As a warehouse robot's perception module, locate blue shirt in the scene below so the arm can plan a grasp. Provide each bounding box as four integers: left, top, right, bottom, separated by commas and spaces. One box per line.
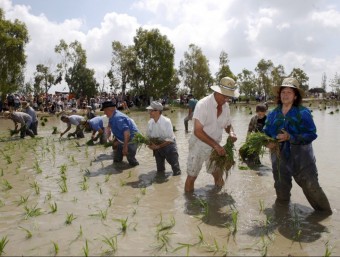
263, 105, 317, 145
88, 116, 104, 132
108, 110, 138, 142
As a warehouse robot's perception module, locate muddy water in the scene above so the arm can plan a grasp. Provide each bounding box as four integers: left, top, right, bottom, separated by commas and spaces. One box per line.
0, 104, 339, 256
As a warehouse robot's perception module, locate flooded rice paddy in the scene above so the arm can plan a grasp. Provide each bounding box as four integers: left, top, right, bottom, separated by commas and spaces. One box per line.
0, 102, 339, 256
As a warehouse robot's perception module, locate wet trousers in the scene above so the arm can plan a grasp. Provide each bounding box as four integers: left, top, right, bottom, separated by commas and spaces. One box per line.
153, 143, 181, 174
270, 143, 331, 211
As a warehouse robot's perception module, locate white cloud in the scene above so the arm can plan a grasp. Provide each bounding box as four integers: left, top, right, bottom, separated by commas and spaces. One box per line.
1, 0, 340, 89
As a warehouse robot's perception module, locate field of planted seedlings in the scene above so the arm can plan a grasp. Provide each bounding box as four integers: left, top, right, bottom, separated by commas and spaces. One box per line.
0, 102, 339, 256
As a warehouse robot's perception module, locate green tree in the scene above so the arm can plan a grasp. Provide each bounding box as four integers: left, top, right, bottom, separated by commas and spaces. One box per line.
133, 27, 176, 100
329, 73, 340, 94
255, 59, 274, 98
237, 69, 257, 99
321, 72, 327, 91
55, 39, 98, 98
288, 68, 309, 92
215, 50, 236, 83
179, 44, 212, 99
108, 41, 138, 95
271, 64, 286, 87
0, 9, 29, 100
33, 64, 55, 96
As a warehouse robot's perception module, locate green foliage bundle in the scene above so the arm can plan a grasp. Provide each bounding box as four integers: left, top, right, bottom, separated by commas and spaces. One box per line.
131, 132, 164, 151
209, 137, 235, 172
239, 132, 278, 162
9, 129, 19, 136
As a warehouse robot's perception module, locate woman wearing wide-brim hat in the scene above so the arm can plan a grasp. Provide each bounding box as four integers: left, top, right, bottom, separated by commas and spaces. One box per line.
263, 77, 332, 214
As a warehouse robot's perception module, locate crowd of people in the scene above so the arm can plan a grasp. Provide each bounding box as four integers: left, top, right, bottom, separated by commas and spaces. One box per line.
2, 76, 332, 215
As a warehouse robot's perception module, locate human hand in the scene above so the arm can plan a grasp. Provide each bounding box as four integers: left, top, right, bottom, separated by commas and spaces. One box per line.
213, 144, 225, 156
276, 129, 290, 143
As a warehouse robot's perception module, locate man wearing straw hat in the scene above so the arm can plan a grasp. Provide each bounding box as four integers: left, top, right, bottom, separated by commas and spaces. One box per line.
264, 77, 332, 214
185, 77, 238, 192
21, 101, 38, 135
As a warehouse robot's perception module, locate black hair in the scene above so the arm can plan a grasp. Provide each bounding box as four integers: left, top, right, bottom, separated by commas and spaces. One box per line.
276, 87, 302, 106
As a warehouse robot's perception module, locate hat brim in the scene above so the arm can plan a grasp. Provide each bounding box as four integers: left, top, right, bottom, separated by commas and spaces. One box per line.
211, 85, 235, 97
272, 85, 305, 98
146, 106, 153, 110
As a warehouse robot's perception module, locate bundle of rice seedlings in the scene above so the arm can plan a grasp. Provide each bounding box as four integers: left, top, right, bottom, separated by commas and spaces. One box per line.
86, 139, 94, 146
131, 132, 164, 151
9, 129, 19, 136
103, 141, 113, 148
52, 127, 59, 134
209, 137, 235, 172
239, 132, 278, 162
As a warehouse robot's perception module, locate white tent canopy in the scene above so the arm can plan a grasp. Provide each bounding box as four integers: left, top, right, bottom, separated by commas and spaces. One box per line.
48, 81, 70, 95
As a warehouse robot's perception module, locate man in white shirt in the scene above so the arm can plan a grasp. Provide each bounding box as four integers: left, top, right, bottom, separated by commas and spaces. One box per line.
60, 114, 85, 138
146, 101, 181, 176
185, 77, 238, 192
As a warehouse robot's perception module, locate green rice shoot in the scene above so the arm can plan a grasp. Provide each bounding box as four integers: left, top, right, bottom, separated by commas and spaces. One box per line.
209, 137, 235, 172
239, 132, 279, 162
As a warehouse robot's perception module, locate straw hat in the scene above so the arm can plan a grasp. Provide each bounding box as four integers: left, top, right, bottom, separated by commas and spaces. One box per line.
210, 77, 237, 97
4, 111, 11, 118
272, 77, 305, 98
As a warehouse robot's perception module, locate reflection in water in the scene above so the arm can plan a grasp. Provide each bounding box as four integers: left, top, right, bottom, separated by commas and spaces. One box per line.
246, 202, 330, 243
184, 187, 236, 227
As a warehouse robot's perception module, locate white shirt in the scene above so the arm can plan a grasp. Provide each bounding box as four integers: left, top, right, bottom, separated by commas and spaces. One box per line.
146, 115, 175, 142
193, 93, 232, 143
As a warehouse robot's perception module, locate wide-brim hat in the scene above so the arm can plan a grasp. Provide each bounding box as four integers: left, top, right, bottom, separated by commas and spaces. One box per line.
100, 101, 116, 111
146, 101, 163, 111
272, 77, 305, 98
210, 77, 237, 97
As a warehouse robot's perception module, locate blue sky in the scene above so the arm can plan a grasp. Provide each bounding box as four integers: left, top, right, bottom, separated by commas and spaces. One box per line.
1, 0, 340, 91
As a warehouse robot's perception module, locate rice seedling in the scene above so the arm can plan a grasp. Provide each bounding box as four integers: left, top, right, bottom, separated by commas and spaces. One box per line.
119, 179, 126, 187
86, 139, 94, 146
239, 132, 279, 163
76, 225, 83, 240
203, 237, 228, 256
140, 187, 147, 195
230, 209, 239, 234
59, 180, 68, 193
80, 180, 89, 191
0, 200, 4, 207
33, 160, 43, 174
259, 199, 265, 213
324, 241, 333, 257
0, 236, 9, 256
83, 239, 89, 257
51, 241, 59, 255
108, 197, 113, 207
4, 154, 12, 164
89, 208, 108, 221
30, 181, 40, 195
2, 179, 13, 191
193, 197, 209, 222
113, 217, 129, 233
52, 126, 59, 134
16, 195, 29, 206
0, 168, 3, 176
152, 214, 176, 252
131, 132, 164, 151
24, 204, 43, 219
9, 128, 19, 136
19, 226, 32, 239
45, 191, 52, 201
65, 213, 76, 225
41, 121, 45, 126
133, 196, 141, 205
101, 235, 118, 255
59, 164, 67, 175
104, 174, 111, 183
131, 208, 137, 216
126, 170, 132, 178
49, 202, 58, 213
209, 137, 235, 173
72, 197, 78, 203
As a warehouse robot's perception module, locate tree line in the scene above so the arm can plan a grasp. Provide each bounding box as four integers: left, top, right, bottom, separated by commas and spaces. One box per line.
1, 8, 339, 103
